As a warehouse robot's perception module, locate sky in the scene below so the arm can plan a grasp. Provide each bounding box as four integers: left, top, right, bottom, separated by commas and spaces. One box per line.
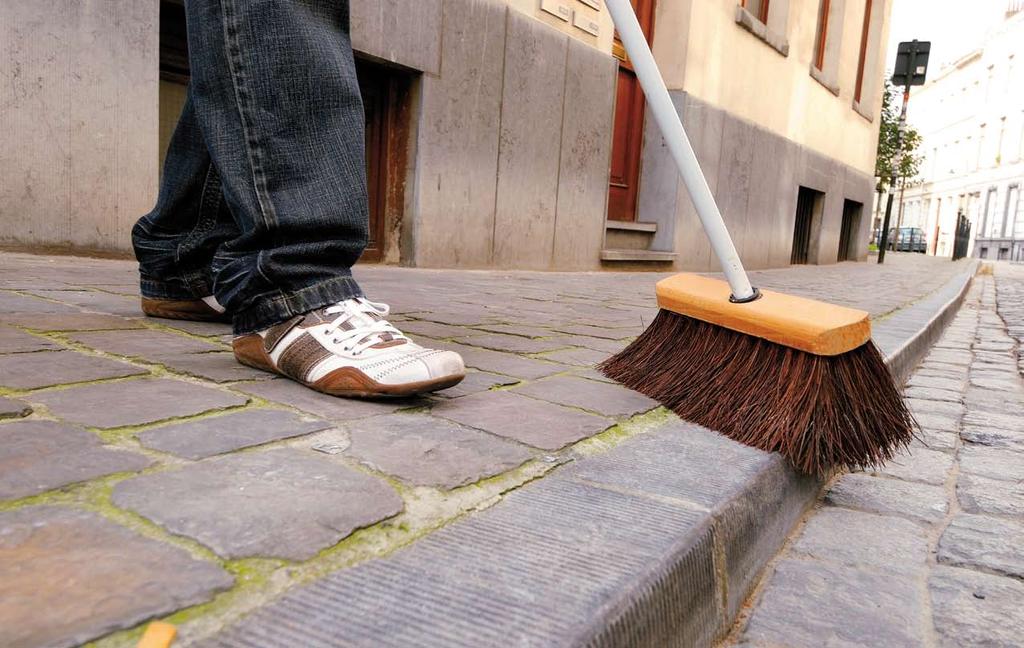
885, 0, 1011, 75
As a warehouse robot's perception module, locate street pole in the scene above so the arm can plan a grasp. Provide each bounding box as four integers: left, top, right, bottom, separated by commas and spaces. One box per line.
877, 84, 910, 264
879, 39, 929, 263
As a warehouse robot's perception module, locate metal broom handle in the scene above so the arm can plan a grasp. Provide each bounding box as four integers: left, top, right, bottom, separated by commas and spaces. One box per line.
604, 0, 758, 302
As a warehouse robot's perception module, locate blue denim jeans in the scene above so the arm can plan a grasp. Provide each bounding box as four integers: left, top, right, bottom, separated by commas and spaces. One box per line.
133, 0, 367, 334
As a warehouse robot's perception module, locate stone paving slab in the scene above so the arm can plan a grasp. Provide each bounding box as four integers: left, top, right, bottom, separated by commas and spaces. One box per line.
872, 446, 955, 485
112, 448, 404, 560
511, 374, 659, 417
0, 506, 233, 648
0, 349, 148, 390
958, 443, 1024, 481
454, 332, 571, 354
956, 472, 1024, 517
0, 420, 152, 500
343, 413, 534, 489
0, 324, 59, 353
786, 507, 929, 576
538, 346, 610, 367
937, 514, 1024, 579
137, 409, 332, 460
434, 370, 518, 398
0, 397, 31, 419
25, 289, 139, 316
0, 291, 81, 314
151, 351, 273, 383
441, 342, 569, 379
69, 328, 225, 357
823, 473, 949, 524
929, 565, 1024, 647
0, 312, 146, 331
30, 377, 248, 428
236, 378, 410, 420
739, 559, 924, 647
148, 318, 232, 337
432, 390, 612, 450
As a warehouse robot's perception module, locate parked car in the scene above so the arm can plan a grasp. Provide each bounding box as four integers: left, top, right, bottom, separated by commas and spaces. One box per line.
884, 227, 927, 253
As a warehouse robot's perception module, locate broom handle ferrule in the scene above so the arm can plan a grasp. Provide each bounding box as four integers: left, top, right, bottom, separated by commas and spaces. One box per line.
605, 0, 757, 302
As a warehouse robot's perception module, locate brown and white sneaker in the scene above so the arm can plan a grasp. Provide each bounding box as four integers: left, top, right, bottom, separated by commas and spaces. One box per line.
141, 296, 231, 323
233, 298, 466, 397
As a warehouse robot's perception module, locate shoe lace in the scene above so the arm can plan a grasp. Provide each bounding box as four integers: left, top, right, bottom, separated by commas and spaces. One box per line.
323, 298, 409, 356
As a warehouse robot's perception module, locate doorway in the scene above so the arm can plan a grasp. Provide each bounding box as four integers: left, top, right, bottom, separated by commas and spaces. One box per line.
355, 59, 409, 263
838, 199, 862, 262
791, 187, 823, 264
607, 0, 657, 222
156, 3, 402, 263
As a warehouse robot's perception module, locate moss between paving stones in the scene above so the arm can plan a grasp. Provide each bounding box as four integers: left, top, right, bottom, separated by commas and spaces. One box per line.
84, 407, 680, 646
3, 295, 683, 646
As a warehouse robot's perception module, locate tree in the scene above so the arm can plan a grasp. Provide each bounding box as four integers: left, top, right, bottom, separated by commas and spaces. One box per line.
874, 79, 924, 191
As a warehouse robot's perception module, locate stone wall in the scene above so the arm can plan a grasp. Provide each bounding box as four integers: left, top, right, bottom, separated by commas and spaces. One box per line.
637, 92, 875, 271
0, 0, 159, 253
2, 0, 871, 272
354, 0, 617, 270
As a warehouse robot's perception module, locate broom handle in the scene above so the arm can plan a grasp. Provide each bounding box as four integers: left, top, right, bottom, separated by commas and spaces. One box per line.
604, 0, 757, 302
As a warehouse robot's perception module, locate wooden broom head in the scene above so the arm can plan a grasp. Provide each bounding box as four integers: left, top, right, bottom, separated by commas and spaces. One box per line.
655, 273, 871, 356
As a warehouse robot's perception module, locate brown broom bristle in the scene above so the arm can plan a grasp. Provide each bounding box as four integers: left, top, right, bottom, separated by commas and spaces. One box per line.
599, 309, 917, 477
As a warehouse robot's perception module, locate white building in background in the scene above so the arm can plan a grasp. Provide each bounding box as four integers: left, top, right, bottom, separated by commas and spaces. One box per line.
898, 4, 1024, 260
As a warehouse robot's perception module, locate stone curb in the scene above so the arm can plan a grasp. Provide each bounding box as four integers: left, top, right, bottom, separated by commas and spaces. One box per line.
202, 265, 978, 648
880, 260, 978, 384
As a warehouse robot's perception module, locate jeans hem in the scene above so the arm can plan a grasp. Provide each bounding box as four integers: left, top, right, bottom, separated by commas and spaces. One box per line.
140, 272, 213, 301
232, 275, 364, 335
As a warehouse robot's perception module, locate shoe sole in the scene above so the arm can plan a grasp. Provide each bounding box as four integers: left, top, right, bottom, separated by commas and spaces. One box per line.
233, 336, 464, 398
141, 298, 232, 323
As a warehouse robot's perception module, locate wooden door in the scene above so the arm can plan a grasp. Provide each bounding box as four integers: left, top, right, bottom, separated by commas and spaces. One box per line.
608, 0, 656, 222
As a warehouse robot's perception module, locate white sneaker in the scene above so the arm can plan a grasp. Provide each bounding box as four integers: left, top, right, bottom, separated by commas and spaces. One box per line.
233, 298, 465, 397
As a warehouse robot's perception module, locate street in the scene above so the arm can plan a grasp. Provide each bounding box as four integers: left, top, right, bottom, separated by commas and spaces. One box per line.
0, 251, 996, 646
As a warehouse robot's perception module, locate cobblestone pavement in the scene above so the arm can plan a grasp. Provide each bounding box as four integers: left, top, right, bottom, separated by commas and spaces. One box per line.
0, 251, 969, 647
732, 263, 1024, 648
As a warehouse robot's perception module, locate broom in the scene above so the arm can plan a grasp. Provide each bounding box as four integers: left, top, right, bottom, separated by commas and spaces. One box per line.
599, 0, 915, 476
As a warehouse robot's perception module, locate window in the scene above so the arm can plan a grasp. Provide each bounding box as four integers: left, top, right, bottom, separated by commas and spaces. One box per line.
982, 187, 998, 237
813, 0, 831, 71
996, 117, 1006, 164
976, 125, 985, 170
1018, 111, 1024, 161
1005, 185, 1020, 238
854, 0, 873, 104
743, 0, 770, 24
735, 0, 790, 56
809, 0, 843, 92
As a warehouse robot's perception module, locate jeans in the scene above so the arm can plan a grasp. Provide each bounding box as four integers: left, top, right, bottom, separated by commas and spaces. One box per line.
133, 0, 367, 334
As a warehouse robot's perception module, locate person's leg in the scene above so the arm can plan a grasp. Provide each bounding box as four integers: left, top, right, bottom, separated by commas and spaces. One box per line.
183, 0, 368, 335
132, 94, 238, 319
180, 0, 464, 395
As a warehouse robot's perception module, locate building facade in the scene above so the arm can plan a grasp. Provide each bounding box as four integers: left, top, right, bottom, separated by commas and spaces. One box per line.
2, 0, 892, 271
897, 7, 1024, 261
